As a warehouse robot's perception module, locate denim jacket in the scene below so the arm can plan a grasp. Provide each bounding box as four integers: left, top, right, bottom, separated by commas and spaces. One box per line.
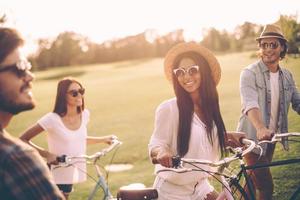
237, 60, 300, 152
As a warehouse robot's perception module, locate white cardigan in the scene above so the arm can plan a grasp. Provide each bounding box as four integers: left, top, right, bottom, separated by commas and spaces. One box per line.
149, 98, 220, 185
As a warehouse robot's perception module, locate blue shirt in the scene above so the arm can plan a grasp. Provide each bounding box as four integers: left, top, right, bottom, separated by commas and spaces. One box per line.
237, 60, 300, 151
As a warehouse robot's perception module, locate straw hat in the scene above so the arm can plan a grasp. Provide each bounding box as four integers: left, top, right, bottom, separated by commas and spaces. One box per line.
164, 42, 221, 85
256, 24, 287, 42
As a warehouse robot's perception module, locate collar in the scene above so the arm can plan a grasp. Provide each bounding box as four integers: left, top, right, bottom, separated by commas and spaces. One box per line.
259, 59, 282, 74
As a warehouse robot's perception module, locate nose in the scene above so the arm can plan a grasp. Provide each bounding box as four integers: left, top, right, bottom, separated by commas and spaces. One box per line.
24, 70, 35, 82
183, 71, 192, 79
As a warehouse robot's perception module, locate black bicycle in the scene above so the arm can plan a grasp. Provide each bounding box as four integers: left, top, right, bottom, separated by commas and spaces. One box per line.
157, 132, 300, 200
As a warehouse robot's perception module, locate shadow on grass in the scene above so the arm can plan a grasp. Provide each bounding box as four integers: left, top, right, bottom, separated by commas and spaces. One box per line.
37, 70, 86, 81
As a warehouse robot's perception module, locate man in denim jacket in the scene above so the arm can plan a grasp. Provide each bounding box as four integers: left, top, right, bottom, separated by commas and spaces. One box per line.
237, 24, 300, 199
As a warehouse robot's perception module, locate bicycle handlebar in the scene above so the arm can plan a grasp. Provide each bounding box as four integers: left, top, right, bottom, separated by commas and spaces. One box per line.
56, 139, 122, 164
156, 138, 255, 173
258, 132, 300, 145
155, 132, 300, 173
179, 138, 255, 167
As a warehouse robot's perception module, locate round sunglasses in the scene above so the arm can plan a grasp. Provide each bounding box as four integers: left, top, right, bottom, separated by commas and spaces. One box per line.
67, 88, 85, 97
0, 59, 32, 78
173, 65, 199, 78
259, 42, 280, 50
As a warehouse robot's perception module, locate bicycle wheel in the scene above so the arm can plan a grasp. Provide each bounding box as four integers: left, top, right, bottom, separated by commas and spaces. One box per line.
229, 179, 250, 200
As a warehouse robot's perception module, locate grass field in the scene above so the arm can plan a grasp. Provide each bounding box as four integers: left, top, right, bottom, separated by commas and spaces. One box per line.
7, 52, 300, 199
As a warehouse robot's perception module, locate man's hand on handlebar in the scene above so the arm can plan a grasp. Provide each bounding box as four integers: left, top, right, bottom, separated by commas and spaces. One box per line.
257, 127, 274, 141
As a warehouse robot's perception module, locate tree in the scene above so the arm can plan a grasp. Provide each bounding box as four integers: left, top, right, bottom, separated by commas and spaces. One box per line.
201, 28, 231, 52
35, 32, 89, 68
276, 15, 300, 54
233, 22, 262, 51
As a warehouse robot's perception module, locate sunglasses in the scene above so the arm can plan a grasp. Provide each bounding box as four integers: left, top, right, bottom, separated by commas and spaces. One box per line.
0, 59, 32, 78
68, 88, 85, 97
173, 65, 199, 78
259, 42, 279, 50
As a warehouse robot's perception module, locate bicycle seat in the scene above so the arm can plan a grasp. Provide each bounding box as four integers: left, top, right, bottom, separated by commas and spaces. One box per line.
117, 187, 158, 200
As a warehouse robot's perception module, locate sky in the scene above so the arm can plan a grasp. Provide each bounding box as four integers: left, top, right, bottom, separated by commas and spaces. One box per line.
1, 0, 299, 53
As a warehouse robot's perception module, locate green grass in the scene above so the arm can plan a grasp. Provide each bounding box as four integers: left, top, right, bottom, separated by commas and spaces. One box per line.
7, 53, 300, 200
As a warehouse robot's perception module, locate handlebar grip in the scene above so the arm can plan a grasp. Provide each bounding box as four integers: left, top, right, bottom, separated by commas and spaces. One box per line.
151, 156, 181, 168
56, 155, 67, 163
172, 156, 181, 168
239, 136, 246, 145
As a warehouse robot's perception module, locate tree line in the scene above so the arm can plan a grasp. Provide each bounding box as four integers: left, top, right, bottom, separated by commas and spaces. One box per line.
1, 14, 300, 70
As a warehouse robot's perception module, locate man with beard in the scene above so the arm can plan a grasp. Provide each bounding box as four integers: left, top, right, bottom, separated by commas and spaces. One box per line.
0, 27, 64, 199
237, 24, 300, 199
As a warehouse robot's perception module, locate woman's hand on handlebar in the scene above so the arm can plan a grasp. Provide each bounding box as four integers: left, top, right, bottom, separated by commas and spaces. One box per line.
226, 131, 246, 148
151, 146, 174, 168
103, 135, 118, 145
45, 151, 59, 165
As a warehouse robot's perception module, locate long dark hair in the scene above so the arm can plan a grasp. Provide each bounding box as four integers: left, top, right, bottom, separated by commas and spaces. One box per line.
172, 51, 227, 157
53, 77, 85, 117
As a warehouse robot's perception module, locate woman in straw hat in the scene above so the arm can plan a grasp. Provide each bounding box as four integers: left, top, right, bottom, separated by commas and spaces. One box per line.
149, 42, 228, 200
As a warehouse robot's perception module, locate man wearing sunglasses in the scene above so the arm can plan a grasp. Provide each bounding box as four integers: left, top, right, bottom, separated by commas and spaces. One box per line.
237, 24, 300, 199
0, 27, 64, 199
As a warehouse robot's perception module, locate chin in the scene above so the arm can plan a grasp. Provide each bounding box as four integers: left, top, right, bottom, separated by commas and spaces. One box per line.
7, 102, 35, 114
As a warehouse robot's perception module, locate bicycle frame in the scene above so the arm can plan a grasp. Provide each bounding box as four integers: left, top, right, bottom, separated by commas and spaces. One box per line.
236, 156, 300, 200
232, 132, 300, 200
57, 138, 158, 200
55, 139, 122, 200
88, 163, 113, 200
156, 137, 256, 200
156, 132, 300, 200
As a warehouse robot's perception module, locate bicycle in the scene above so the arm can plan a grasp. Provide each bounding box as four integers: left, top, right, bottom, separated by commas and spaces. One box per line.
156, 132, 300, 200
55, 138, 158, 200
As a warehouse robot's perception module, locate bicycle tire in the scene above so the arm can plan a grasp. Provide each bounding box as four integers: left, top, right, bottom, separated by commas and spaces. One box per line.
229, 179, 250, 200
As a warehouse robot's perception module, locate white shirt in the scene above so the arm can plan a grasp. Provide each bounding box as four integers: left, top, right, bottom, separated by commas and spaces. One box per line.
269, 71, 279, 132
149, 98, 220, 186
38, 109, 89, 184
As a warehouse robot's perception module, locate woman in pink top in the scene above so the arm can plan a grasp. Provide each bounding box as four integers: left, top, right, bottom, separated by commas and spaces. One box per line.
20, 77, 115, 199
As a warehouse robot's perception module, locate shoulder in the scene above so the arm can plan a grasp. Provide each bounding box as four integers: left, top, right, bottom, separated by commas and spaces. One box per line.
82, 109, 90, 118
37, 112, 59, 126
0, 134, 64, 199
241, 60, 264, 80
83, 108, 90, 115
40, 112, 58, 121
243, 60, 261, 73
156, 98, 177, 111
0, 133, 35, 164
280, 67, 293, 76
154, 98, 178, 119
280, 67, 295, 84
